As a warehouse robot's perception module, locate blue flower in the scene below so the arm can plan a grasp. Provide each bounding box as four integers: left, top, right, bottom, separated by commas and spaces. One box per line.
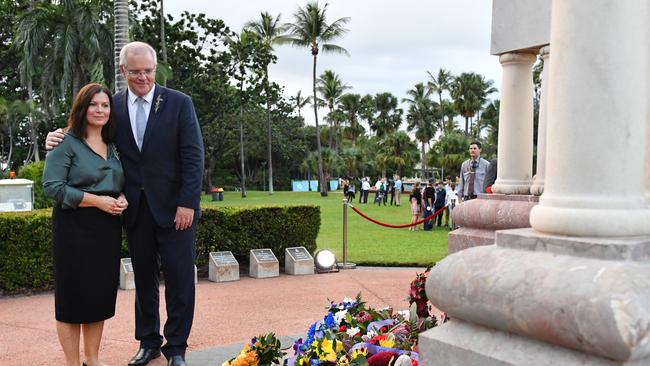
324, 313, 336, 329
305, 321, 318, 347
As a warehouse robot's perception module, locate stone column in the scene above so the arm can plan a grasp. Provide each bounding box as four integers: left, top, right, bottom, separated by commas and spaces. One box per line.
491, 52, 536, 195
530, 45, 550, 196
420, 1, 650, 365
529, 0, 650, 237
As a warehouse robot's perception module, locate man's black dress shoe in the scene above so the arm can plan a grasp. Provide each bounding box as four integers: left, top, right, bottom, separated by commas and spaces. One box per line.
167, 355, 187, 366
127, 348, 161, 366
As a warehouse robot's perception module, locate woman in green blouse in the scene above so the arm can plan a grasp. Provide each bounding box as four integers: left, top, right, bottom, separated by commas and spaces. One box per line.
43, 83, 127, 366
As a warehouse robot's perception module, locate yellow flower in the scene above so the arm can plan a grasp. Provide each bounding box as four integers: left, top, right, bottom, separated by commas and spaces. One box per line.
351, 346, 368, 360
317, 338, 343, 362
337, 355, 351, 365
378, 334, 396, 348
222, 345, 258, 366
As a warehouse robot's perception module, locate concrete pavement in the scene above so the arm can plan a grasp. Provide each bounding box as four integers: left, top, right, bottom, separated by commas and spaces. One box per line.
0, 267, 424, 366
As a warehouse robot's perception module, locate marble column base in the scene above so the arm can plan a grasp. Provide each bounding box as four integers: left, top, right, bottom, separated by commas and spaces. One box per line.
424, 228, 650, 365
419, 319, 648, 366
448, 194, 539, 254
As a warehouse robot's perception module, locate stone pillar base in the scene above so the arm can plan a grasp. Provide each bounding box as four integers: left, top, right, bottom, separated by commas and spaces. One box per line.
448, 194, 538, 254
419, 320, 648, 366
426, 228, 650, 365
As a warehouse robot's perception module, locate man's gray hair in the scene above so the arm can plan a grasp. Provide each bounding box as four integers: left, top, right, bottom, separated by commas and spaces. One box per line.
119, 41, 158, 68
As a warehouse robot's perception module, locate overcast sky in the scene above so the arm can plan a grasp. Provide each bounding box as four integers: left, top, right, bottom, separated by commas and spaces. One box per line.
164, 0, 501, 127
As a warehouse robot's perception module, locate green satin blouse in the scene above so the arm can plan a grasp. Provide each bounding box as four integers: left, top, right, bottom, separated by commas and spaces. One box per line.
42, 133, 124, 209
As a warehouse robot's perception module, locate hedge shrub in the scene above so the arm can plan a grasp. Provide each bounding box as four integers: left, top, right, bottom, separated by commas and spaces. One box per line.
0, 204, 320, 292
18, 161, 53, 209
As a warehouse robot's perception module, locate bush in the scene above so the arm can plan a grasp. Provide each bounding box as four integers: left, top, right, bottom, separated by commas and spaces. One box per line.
0, 204, 320, 292
0, 210, 53, 292
18, 161, 53, 209
196, 205, 320, 267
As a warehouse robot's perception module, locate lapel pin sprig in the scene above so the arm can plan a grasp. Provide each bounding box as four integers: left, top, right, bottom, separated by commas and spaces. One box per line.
154, 94, 163, 113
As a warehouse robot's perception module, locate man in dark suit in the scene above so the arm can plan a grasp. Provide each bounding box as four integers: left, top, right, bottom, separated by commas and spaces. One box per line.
46, 41, 204, 366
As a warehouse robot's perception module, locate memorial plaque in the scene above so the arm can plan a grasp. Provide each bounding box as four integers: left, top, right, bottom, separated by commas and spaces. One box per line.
209, 251, 240, 282
252, 249, 278, 262
285, 246, 314, 275
119, 257, 135, 290
249, 248, 279, 278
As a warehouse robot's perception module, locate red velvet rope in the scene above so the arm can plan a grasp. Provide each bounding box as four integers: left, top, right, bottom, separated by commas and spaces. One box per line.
350, 204, 448, 229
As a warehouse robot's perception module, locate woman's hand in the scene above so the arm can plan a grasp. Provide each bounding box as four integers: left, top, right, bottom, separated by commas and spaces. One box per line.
96, 195, 123, 215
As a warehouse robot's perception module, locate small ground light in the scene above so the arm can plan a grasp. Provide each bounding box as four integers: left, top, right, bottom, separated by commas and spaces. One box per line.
314, 250, 339, 273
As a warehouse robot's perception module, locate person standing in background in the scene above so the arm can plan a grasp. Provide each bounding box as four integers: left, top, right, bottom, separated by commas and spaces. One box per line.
394, 175, 402, 206
457, 141, 490, 201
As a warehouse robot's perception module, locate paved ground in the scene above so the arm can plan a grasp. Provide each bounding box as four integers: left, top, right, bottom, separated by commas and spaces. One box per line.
0, 267, 425, 366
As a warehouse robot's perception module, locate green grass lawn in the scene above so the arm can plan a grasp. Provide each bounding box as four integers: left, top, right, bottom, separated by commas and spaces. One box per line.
201, 190, 448, 266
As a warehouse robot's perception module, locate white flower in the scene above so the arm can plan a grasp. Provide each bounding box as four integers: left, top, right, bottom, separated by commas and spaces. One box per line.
333, 309, 348, 325
366, 329, 377, 338
342, 297, 355, 303
346, 326, 361, 337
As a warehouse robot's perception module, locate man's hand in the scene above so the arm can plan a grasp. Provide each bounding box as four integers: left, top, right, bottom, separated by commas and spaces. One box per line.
45, 129, 65, 150
116, 193, 129, 214
174, 206, 194, 230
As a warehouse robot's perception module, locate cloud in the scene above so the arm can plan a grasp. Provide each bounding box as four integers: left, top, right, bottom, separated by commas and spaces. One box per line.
165, 0, 502, 126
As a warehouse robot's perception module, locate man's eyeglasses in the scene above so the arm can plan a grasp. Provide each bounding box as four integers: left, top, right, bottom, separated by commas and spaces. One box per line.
125, 68, 155, 77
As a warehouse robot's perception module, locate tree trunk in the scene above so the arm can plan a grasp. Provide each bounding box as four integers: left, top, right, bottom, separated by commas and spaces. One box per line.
114, 0, 128, 92
265, 65, 273, 194
328, 107, 333, 149
239, 82, 247, 198
421, 140, 426, 178
313, 54, 327, 196
159, 0, 167, 87
27, 81, 39, 162
464, 116, 469, 135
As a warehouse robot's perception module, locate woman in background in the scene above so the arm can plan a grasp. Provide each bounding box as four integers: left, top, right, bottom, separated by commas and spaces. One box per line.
408, 182, 422, 231
43, 83, 127, 366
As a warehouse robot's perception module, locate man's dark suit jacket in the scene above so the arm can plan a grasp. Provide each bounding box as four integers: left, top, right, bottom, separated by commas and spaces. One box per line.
113, 85, 204, 228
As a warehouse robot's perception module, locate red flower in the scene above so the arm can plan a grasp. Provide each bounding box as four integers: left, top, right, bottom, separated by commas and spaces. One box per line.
339, 325, 347, 332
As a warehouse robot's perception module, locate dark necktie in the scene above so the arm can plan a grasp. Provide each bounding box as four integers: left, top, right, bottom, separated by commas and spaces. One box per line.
466, 160, 477, 196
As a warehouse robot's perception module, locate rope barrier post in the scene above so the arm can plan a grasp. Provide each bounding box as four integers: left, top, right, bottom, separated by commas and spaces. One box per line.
339, 199, 356, 269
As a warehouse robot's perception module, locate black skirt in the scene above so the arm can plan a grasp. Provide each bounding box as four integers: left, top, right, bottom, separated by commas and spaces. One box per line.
52, 205, 121, 323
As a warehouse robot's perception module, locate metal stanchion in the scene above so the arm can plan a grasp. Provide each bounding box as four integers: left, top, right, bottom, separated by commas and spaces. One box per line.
339, 199, 356, 269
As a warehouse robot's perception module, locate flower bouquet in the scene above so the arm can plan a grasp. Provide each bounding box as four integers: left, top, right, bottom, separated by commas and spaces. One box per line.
222, 332, 285, 366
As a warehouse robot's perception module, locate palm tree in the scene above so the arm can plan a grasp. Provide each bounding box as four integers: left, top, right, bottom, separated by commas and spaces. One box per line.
285, 1, 350, 196
403, 83, 436, 178
450, 72, 497, 136
244, 12, 289, 195
427, 68, 454, 133
292, 90, 312, 119
225, 30, 263, 198
371, 92, 402, 139
0, 98, 29, 175
114, 0, 129, 92
317, 69, 350, 149
16, 0, 113, 163
339, 93, 365, 145
381, 131, 419, 176
15, 0, 113, 102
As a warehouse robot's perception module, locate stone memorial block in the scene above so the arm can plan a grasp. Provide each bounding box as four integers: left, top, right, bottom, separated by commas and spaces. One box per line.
284, 246, 314, 275
249, 248, 279, 278
208, 251, 240, 282
119, 257, 135, 290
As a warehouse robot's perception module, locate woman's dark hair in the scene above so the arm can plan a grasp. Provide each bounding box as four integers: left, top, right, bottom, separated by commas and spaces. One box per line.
67, 83, 115, 142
